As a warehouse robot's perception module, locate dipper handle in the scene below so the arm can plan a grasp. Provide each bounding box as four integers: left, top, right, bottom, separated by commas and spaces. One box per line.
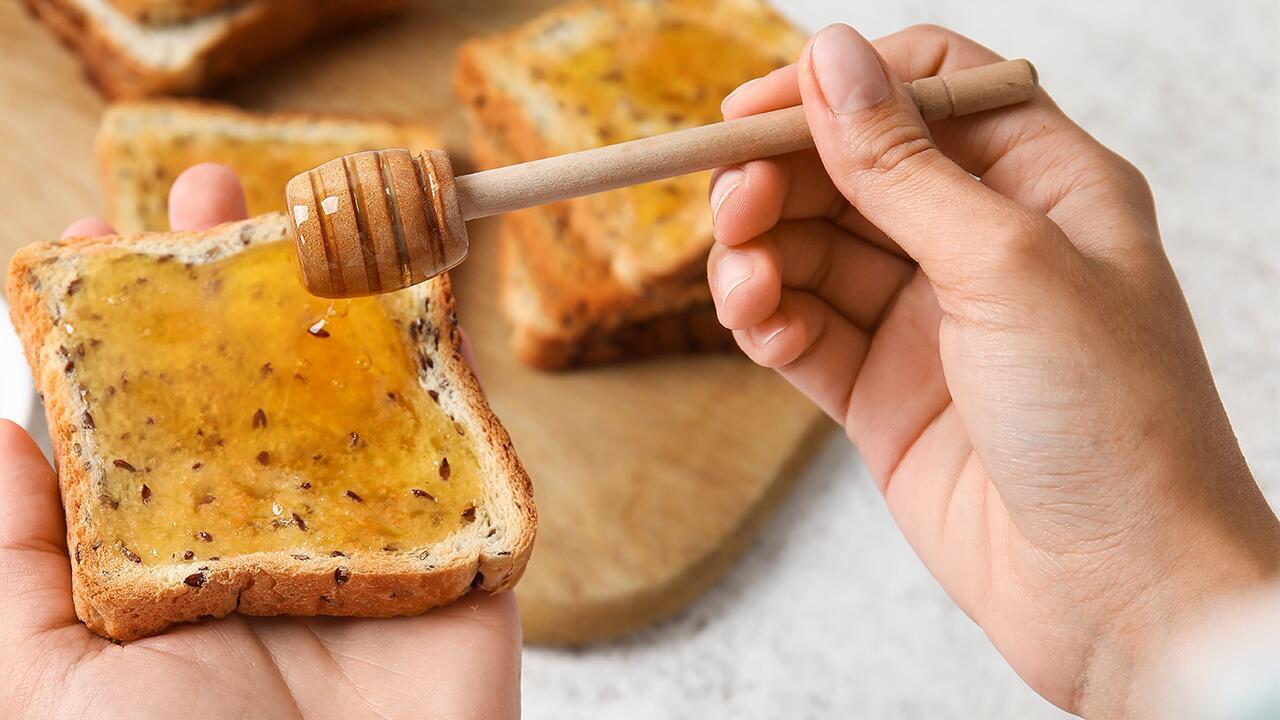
286, 59, 1038, 298
455, 59, 1038, 220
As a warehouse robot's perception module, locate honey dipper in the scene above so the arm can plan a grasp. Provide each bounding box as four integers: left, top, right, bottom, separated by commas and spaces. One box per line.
286, 58, 1038, 298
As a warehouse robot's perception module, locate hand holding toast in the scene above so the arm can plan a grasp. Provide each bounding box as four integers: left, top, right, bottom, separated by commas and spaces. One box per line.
708, 23, 1280, 717
0, 166, 520, 720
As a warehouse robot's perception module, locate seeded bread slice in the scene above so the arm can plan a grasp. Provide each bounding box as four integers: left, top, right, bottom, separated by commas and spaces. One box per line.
499, 211, 734, 369
98, 100, 441, 233
22, 0, 406, 99
108, 0, 244, 25
469, 126, 733, 368
6, 212, 536, 642
454, 0, 805, 289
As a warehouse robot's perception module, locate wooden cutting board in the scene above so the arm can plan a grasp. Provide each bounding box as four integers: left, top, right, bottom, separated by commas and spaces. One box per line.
0, 1, 831, 645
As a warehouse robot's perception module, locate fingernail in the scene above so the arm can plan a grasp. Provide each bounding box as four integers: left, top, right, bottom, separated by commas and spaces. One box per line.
750, 312, 789, 347
709, 167, 745, 224
810, 24, 892, 113
721, 77, 760, 114
713, 251, 753, 305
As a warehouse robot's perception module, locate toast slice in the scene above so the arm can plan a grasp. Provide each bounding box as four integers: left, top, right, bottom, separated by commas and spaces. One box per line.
500, 210, 734, 369
108, 0, 243, 25
98, 100, 440, 233
5, 212, 535, 642
454, 0, 805, 289
23, 0, 406, 98
469, 126, 732, 368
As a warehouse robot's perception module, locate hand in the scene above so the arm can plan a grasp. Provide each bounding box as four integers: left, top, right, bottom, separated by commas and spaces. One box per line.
708, 24, 1280, 717
0, 165, 520, 720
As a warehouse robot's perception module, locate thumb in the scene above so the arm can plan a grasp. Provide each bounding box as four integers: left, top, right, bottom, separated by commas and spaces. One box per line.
0, 420, 78, 639
798, 24, 1076, 295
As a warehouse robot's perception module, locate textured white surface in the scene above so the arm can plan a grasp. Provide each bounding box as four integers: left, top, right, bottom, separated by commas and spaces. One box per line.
521, 1, 1280, 718
0, 300, 35, 425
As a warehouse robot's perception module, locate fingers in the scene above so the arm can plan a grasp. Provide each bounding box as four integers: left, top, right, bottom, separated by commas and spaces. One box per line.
796, 24, 1081, 295
168, 163, 248, 232
731, 290, 868, 420
708, 220, 913, 332
61, 217, 116, 239
870, 24, 1157, 244
260, 590, 522, 719
59, 162, 250, 240
0, 421, 77, 639
722, 64, 800, 118
716, 65, 850, 245
719, 25, 1154, 255
709, 160, 788, 245
458, 328, 478, 370
457, 327, 486, 394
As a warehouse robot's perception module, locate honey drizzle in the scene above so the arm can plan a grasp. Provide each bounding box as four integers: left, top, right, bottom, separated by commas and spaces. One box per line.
67, 241, 481, 564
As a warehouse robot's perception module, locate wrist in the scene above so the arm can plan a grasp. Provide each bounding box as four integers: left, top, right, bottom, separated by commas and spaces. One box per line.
1075, 516, 1280, 718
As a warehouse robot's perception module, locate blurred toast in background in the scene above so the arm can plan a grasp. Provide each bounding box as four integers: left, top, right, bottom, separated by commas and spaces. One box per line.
22, 0, 407, 98
456, 0, 806, 287
473, 132, 734, 369
97, 100, 438, 232
456, 0, 806, 368
108, 0, 243, 25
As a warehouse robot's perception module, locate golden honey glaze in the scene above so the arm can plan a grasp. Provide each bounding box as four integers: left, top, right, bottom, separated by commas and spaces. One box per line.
539, 9, 801, 249
64, 241, 482, 565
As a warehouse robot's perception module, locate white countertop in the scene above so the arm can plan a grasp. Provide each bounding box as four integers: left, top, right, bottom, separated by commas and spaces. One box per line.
522, 1, 1280, 717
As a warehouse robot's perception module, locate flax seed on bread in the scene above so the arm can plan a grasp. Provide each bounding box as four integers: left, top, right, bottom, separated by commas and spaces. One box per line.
5, 213, 535, 641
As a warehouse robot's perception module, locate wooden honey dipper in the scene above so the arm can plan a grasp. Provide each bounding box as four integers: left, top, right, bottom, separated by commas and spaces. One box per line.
287, 58, 1038, 298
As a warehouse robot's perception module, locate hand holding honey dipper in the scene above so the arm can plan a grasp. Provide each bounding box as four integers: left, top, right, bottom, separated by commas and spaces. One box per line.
706, 23, 1279, 716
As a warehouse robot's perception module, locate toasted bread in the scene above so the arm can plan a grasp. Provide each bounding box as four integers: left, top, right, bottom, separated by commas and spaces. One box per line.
454, 0, 805, 289
23, 0, 406, 99
500, 211, 734, 369
469, 125, 732, 369
98, 100, 440, 233
5, 212, 535, 642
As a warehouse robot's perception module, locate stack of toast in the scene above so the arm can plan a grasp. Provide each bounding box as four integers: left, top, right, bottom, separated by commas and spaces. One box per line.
22, 0, 406, 98
455, 0, 806, 369
97, 100, 440, 232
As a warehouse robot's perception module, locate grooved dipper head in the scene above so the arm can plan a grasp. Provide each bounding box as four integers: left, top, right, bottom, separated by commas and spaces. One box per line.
285, 148, 468, 298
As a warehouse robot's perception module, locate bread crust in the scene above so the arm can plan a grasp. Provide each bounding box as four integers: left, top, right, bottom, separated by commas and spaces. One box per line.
23, 0, 407, 99
466, 124, 733, 369
96, 99, 442, 232
5, 214, 535, 641
498, 211, 733, 370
